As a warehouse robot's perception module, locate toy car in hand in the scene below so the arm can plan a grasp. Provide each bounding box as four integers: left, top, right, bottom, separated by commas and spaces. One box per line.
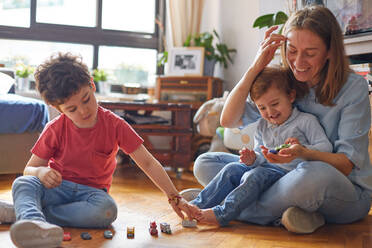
269, 143, 291, 154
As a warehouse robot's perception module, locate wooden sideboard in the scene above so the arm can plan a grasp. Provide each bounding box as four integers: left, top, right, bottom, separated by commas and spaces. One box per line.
155, 76, 223, 110
99, 101, 193, 176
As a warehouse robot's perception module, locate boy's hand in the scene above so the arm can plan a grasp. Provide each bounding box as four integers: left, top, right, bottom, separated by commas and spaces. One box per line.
169, 197, 200, 220
239, 147, 256, 165
37, 167, 62, 188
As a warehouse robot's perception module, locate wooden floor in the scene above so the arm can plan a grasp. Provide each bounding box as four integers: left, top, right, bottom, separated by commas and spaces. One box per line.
0, 164, 372, 248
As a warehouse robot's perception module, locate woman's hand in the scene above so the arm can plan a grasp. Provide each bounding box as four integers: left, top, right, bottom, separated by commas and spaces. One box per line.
252, 26, 286, 72
261, 144, 306, 164
37, 167, 62, 189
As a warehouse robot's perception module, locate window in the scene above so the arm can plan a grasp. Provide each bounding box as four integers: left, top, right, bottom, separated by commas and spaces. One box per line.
0, 0, 31, 27
0, 0, 164, 88
102, 0, 155, 33
36, 0, 96, 27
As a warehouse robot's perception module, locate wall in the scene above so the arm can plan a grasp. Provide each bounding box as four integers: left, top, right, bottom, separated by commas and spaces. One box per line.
199, 0, 287, 91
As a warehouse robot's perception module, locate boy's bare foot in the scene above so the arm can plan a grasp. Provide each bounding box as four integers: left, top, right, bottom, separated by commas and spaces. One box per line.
197, 208, 219, 225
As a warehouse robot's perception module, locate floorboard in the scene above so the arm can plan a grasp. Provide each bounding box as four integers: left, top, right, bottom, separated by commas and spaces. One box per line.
0, 164, 371, 248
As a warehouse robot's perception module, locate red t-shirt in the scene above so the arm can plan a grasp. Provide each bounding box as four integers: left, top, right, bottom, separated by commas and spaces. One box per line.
31, 106, 143, 191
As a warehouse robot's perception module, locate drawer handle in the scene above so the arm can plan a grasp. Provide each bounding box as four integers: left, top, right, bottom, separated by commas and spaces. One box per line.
180, 80, 189, 85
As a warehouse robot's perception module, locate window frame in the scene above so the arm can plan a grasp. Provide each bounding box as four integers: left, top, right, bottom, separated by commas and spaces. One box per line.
0, 0, 165, 70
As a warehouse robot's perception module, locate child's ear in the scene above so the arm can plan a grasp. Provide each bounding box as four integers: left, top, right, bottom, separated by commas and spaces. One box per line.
90, 77, 96, 92
50, 104, 62, 113
289, 89, 296, 103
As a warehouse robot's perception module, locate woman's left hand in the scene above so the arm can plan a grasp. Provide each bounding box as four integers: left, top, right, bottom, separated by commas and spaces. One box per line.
261, 144, 305, 163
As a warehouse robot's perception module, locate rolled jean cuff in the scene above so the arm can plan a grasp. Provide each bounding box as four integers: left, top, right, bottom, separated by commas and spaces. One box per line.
212, 205, 229, 227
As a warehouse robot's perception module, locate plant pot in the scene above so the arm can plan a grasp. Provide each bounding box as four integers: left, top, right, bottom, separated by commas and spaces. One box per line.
98, 81, 111, 95
16, 77, 30, 92
203, 59, 216, 76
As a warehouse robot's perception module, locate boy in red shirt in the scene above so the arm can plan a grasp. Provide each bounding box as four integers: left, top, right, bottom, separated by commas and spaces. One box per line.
8, 53, 193, 248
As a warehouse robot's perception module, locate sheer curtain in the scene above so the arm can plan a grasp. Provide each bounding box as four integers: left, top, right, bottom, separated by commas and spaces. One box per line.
167, 0, 205, 47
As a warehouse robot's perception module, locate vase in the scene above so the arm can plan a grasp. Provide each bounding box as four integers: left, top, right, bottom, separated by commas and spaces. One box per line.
16, 77, 30, 92
203, 59, 216, 76
98, 81, 110, 95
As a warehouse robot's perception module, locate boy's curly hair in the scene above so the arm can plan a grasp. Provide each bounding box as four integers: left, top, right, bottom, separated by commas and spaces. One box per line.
34, 52, 91, 106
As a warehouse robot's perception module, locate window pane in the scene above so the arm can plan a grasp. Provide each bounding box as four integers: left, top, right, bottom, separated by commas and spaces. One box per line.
0, 39, 93, 71
0, 0, 30, 27
99, 46, 157, 87
36, 0, 96, 27
102, 0, 155, 33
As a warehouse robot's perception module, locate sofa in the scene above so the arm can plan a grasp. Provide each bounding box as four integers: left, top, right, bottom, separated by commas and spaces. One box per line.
0, 71, 49, 174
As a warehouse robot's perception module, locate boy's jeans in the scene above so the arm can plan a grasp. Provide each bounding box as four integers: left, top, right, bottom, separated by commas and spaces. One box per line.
190, 162, 287, 226
193, 152, 372, 226
12, 176, 117, 228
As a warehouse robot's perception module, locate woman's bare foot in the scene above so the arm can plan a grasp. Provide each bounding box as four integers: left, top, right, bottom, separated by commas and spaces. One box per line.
197, 208, 219, 225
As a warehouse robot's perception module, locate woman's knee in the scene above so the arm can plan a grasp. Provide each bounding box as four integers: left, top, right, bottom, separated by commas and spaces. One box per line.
193, 152, 238, 187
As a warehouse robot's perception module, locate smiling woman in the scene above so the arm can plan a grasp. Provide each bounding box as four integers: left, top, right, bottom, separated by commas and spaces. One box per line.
284, 29, 329, 87
192, 5, 372, 235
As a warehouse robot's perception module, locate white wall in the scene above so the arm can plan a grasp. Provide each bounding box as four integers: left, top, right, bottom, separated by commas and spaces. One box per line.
199, 0, 287, 91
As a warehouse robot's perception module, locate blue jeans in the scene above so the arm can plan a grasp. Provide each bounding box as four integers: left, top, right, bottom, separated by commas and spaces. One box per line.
190, 162, 287, 226
12, 176, 117, 228
193, 152, 371, 225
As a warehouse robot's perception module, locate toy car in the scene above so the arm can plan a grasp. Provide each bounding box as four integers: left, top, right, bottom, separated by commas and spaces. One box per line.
269, 143, 291, 154
63, 232, 71, 241
127, 226, 135, 238
103, 230, 113, 239
149, 221, 158, 236
160, 222, 171, 234
80, 232, 91, 240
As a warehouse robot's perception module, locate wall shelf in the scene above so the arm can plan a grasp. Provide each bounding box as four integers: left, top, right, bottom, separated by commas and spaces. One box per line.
344, 33, 372, 56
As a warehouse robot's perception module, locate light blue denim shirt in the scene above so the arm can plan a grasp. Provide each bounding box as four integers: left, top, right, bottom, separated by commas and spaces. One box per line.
243, 73, 372, 192
252, 107, 333, 171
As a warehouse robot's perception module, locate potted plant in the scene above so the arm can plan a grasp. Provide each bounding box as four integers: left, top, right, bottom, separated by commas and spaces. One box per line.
15, 64, 34, 92
183, 29, 237, 76
92, 69, 110, 95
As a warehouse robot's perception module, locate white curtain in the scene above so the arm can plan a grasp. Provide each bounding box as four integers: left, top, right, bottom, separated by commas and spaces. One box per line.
167, 0, 205, 47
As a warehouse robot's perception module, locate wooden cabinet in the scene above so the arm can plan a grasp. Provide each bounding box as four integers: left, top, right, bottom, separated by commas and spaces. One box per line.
155, 76, 223, 109
99, 101, 193, 174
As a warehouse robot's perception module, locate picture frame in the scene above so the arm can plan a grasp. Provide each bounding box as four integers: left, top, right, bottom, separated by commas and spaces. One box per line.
167, 47, 204, 76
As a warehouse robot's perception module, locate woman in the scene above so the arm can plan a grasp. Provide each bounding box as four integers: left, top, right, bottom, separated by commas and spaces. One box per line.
190, 5, 372, 233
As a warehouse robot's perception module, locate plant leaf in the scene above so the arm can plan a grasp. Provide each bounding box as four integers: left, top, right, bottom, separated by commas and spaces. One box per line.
253, 14, 274, 28
274, 11, 288, 25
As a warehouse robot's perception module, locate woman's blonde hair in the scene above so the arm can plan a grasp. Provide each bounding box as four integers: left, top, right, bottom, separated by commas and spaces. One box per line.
281, 5, 350, 106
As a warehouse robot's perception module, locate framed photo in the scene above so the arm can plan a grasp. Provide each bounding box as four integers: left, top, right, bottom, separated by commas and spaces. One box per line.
167, 47, 204, 76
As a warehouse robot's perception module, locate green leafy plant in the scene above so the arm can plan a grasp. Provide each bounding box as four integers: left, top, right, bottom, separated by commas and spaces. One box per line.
183, 30, 237, 69
15, 64, 34, 78
253, 11, 288, 33
92, 69, 108, 82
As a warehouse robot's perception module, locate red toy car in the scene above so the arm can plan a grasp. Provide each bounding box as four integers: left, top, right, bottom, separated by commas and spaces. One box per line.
149, 221, 158, 236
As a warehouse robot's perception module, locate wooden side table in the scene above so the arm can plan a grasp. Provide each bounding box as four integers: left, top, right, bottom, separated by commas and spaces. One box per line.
155, 76, 223, 110
99, 101, 193, 176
